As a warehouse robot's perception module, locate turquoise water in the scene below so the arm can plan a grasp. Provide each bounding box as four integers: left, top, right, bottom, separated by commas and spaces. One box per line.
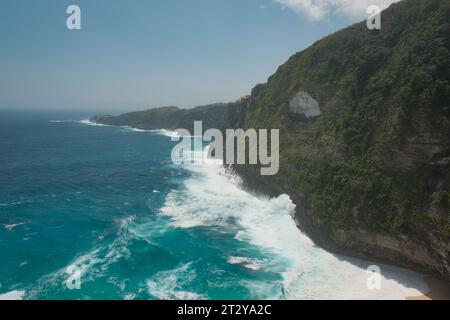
0, 110, 427, 300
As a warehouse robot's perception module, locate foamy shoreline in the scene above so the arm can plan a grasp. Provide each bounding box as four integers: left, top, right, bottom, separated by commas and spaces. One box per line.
43, 118, 443, 300
77, 119, 180, 138
407, 276, 450, 300
159, 145, 433, 299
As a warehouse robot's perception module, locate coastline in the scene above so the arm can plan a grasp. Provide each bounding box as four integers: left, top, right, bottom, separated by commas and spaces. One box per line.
88, 120, 450, 300
292, 215, 450, 300
407, 276, 450, 300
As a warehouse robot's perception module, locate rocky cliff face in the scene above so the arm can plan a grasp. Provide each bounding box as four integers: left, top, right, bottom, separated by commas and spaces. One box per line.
93, 0, 450, 281
225, 0, 450, 281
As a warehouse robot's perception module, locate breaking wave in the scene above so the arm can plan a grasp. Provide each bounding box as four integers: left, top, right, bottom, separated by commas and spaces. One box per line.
158, 146, 429, 300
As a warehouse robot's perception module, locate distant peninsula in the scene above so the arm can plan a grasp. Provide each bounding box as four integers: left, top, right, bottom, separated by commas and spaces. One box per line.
92, 103, 228, 133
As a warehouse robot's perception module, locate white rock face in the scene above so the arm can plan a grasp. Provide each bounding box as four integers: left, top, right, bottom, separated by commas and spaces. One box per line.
289, 90, 321, 119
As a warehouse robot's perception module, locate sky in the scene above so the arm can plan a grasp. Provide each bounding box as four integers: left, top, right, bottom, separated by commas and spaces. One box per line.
0, 0, 400, 112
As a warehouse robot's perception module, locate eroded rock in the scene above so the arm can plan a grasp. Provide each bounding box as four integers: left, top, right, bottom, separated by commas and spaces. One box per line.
289, 90, 321, 119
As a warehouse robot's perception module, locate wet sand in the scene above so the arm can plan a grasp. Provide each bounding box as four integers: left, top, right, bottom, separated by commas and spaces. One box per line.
407, 276, 450, 300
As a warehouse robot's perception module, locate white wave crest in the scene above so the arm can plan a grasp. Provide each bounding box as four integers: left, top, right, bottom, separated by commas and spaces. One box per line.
158, 129, 181, 138
79, 119, 110, 127
227, 257, 266, 271
4, 222, 25, 231
158, 145, 429, 300
78, 119, 180, 138
27, 215, 140, 298
49, 120, 71, 123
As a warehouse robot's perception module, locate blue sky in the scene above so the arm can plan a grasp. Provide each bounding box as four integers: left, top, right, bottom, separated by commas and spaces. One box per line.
0, 0, 394, 112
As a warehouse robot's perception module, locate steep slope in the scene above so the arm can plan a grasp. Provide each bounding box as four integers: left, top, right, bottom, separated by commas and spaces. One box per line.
93, 0, 450, 281
225, 0, 450, 281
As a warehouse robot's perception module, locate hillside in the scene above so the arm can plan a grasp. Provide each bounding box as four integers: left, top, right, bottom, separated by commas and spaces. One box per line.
91, 103, 227, 133
225, 0, 450, 281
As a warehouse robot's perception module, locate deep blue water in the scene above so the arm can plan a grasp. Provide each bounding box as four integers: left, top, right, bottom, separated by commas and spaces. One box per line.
0, 110, 427, 300
0, 110, 279, 299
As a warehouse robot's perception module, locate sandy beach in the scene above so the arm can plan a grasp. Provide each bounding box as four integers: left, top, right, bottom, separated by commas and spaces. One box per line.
407, 276, 450, 300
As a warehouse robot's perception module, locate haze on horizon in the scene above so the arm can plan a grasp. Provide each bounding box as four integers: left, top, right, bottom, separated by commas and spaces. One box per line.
0, 0, 400, 112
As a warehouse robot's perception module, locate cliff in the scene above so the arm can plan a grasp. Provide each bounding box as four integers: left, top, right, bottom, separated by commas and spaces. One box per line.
225, 0, 450, 281
93, 0, 450, 281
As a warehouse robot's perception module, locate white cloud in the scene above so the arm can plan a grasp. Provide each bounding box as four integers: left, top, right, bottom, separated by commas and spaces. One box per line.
275, 0, 402, 21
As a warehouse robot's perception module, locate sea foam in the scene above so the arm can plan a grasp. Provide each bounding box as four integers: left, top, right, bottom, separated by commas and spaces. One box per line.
78, 119, 180, 138
159, 146, 429, 300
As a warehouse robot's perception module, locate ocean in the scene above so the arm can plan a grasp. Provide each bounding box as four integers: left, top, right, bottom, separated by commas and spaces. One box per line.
0, 110, 428, 300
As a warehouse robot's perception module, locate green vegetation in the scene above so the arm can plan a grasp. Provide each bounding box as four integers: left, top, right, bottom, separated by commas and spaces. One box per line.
94, 0, 449, 279
232, 0, 449, 231
92, 103, 228, 133
227, 0, 449, 278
